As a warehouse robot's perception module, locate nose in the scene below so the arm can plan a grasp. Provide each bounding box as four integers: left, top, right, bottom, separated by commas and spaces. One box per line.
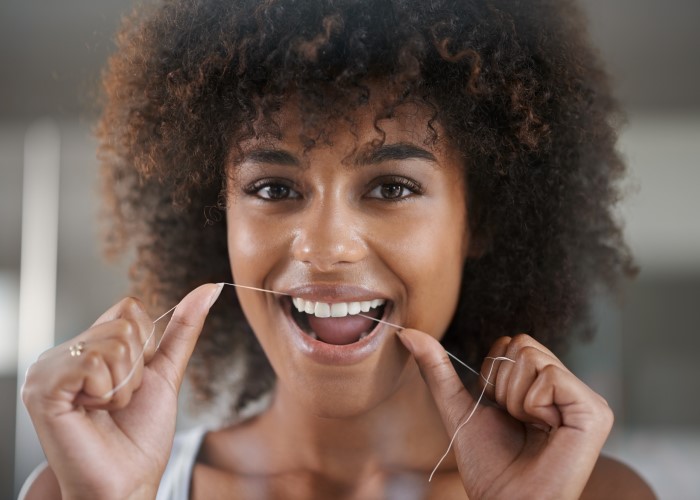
291, 200, 369, 271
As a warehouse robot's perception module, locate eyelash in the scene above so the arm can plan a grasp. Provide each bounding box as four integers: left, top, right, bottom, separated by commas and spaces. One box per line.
243, 176, 424, 202
243, 178, 300, 201
366, 176, 424, 201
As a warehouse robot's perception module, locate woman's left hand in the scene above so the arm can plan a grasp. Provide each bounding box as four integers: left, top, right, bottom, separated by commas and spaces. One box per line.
398, 329, 614, 500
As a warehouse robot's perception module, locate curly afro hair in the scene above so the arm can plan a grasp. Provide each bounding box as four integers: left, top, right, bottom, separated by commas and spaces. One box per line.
97, 0, 636, 418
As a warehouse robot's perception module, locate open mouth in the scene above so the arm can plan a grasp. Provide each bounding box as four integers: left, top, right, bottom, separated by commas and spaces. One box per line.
288, 297, 388, 346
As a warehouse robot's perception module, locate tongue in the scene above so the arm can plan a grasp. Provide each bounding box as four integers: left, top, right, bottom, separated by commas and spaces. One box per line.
307, 313, 377, 345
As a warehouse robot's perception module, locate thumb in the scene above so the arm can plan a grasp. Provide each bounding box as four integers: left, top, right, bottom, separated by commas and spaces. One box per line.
397, 328, 474, 431
149, 283, 223, 390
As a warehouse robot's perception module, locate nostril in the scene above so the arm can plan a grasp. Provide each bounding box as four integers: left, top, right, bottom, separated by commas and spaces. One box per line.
291, 215, 369, 268
293, 242, 367, 270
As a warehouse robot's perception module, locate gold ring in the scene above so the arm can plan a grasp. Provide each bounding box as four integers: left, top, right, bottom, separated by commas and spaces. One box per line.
69, 341, 86, 357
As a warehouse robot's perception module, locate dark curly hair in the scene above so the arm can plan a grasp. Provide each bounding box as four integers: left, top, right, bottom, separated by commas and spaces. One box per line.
97, 0, 636, 418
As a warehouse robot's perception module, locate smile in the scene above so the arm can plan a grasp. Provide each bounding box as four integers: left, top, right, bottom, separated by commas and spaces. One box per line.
292, 297, 386, 318
289, 297, 388, 346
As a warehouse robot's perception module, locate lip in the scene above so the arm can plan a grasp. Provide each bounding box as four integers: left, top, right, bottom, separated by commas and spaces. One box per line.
278, 284, 394, 366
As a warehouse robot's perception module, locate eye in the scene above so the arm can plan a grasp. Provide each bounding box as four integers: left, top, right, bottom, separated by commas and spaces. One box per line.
244, 179, 301, 201
366, 176, 423, 201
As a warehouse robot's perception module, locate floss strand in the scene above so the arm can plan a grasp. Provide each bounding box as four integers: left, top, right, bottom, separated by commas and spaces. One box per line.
97, 282, 515, 481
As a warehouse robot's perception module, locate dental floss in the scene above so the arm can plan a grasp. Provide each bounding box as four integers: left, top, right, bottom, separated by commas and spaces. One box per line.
98, 282, 516, 481
100, 304, 177, 399
100, 283, 288, 399
357, 313, 517, 480
217, 282, 291, 296
428, 355, 515, 482
358, 314, 492, 384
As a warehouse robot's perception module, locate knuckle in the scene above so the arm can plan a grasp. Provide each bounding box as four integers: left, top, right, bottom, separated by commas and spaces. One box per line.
539, 362, 561, 381
112, 318, 137, 339
510, 333, 534, 351
110, 318, 146, 349
108, 336, 132, 358
117, 338, 132, 357
37, 347, 54, 361
490, 336, 512, 352
516, 345, 543, 365
597, 393, 611, 408
21, 365, 41, 406
20, 384, 32, 407
119, 296, 146, 316
522, 393, 537, 415
601, 405, 615, 427
593, 397, 614, 426
82, 350, 103, 369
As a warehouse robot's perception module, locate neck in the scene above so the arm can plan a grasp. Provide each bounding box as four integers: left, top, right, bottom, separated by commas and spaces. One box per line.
263, 359, 457, 482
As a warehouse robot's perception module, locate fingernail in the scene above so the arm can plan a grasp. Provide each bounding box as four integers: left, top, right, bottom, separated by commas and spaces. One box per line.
209, 283, 224, 308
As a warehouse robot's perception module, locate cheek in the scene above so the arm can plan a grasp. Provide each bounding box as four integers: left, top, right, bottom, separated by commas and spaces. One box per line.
381, 202, 467, 339
226, 207, 290, 354
226, 207, 288, 286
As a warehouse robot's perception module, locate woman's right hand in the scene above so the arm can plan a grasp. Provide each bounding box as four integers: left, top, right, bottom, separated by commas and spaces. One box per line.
21, 283, 223, 500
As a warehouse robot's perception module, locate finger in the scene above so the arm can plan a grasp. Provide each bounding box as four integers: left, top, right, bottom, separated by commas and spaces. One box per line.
483, 334, 568, 406
517, 366, 614, 498
39, 347, 114, 410
72, 337, 143, 410
505, 346, 562, 427
148, 283, 223, 392
397, 328, 474, 431
62, 318, 150, 407
481, 336, 512, 402
24, 335, 137, 415
91, 296, 156, 364
524, 364, 612, 434
504, 333, 560, 360
78, 349, 114, 402
41, 302, 154, 366
58, 335, 141, 410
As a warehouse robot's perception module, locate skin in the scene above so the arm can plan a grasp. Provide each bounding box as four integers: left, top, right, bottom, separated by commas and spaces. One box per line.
21, 95, 655, 499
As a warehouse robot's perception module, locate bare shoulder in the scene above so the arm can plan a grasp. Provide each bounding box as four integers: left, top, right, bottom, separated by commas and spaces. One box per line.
581, 454, 656, 500
18, 463, 61, 500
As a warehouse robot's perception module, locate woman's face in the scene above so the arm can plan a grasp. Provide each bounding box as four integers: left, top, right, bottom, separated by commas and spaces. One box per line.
226, 95, 471, 417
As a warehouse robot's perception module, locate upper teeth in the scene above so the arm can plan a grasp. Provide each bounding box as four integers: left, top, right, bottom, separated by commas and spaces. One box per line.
292, 298, 386, 318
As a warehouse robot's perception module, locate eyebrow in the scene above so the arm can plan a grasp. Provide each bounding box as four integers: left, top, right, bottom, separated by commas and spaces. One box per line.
355, 143, 438, 165
240, 142, 438, 168
242, 148, 300, 167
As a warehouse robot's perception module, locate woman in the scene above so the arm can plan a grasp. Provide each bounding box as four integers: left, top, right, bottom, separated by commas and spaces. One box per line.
22, 0, 655, 498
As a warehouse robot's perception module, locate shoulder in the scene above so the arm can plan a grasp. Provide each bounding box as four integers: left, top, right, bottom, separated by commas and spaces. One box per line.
581, 454, 656, 500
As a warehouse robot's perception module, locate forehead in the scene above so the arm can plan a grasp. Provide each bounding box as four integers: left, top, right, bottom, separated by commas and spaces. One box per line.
234, 89, 459, 165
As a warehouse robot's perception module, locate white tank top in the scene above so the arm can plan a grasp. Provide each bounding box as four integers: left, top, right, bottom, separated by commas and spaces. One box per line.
156, 426, 208, 500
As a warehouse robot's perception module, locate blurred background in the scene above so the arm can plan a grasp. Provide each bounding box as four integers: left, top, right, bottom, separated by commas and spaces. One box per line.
1, 0, 698, 498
